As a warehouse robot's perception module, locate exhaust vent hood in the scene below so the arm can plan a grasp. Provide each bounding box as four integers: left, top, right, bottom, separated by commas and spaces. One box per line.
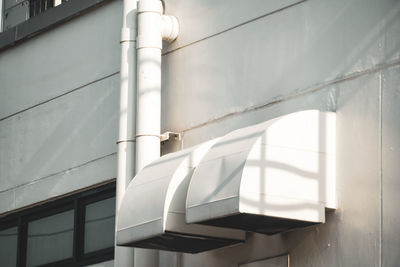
186, 110, 336, 235
116, 139, 245, 253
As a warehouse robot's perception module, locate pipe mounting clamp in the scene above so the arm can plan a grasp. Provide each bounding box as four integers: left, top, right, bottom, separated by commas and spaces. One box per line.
121, 28, 137, 43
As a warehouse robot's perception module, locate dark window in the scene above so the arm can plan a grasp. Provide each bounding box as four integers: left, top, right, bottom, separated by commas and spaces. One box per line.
0, 181, 115, 267
1, 0, 59, 31
0, 0, 113, 50
1, 0, 67, 31
84, 197, 115, 254
29, 0, 55, 18
0, 225, 18, 266
26, 209, 75, 266
2, 0, 30, 31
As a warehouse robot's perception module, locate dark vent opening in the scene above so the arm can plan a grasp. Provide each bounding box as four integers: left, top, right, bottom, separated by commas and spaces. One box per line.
199, 213, 318, 235
119, 231, 243, 254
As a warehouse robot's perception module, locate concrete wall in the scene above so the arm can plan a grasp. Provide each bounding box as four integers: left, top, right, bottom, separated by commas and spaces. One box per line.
0, 0, 399, 266
0, 0, 122, 213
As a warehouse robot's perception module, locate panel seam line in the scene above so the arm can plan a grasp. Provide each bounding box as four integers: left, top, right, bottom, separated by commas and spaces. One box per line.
379, 71, 383, 267
0, 152, 117, 194
161, 0, 307, 56
0, 71, 120, 122
181, 58, 400, 133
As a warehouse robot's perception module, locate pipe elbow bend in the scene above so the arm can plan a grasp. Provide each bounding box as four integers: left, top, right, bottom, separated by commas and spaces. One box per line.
161, 15, 179, 43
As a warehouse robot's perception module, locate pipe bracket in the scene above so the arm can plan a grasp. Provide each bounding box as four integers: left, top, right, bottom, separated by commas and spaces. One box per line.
121, 28, 137, 43
160, 131, 181, 143
117, 139, 136, 144
136, 134, 161, 138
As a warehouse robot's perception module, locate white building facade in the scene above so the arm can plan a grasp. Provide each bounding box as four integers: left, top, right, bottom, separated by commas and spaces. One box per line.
0, 0, 399, 266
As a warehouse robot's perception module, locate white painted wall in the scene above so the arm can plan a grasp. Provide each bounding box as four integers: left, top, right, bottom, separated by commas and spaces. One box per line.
0, 0, 122, 212
382, 65, 400, 266
0, 0, 122, 119
159, 0, 400, 266
161, 0, 399, 138
0, 0, 399, 266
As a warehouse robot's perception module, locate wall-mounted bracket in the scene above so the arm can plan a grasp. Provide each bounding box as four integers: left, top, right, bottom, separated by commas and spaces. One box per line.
160, 131, 181, 143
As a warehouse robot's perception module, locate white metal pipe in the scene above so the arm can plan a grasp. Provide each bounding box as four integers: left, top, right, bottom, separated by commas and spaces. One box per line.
135, 0, 178, 266
0, 0, 3, 32
135, 47, 162, 170
115, 0, 138, 265
134, 2, 162, 266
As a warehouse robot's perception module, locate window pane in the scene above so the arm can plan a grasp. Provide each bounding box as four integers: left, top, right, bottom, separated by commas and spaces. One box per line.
84, 197, 115, 253
27, 209, 74, 267
0, 226, 18, 267
3, 1, 29, 30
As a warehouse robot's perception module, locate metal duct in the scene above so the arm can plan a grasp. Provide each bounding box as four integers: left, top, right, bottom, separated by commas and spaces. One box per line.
116, 139, 245, 253
186, 110, 336, 235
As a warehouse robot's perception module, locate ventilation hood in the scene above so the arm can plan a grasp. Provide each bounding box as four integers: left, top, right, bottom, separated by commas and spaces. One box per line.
186, 110, 336, 235
116, 139, 245, 253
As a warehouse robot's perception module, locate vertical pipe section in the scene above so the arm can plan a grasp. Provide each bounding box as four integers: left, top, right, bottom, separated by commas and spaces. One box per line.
135, 0, 163, 172
0, 0, 3, 32
115, 0, 138, 266
133, 1, 178, 265
134, 1, 163, 266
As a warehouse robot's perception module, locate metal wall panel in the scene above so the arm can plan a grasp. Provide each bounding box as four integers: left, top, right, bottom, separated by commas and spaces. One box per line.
177, 70, 381, 267
13, 154, 117, 210
178, 85, 337, 149
179, 233, 286, 267
382, 65, 400, 267
239, 255, 288, 267
0, 0, 122, 119
162, 0, 302, 54
383, 1, 400, 63
161, 0, 397, 135
0, 75, 119, 212
286, 73, 381, 267
0, 189, 15, 214
0, 0, 398, 265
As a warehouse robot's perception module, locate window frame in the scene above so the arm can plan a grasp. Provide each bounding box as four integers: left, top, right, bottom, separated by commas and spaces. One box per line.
0, 181, 116, 267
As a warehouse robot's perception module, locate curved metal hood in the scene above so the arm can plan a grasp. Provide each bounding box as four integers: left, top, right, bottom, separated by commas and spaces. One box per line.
116, 139, 245, 253
186, 110, 336, 235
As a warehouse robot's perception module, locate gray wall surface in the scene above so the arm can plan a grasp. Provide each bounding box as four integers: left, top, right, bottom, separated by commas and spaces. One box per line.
0, 0, 399, 266
160, 0, 400, 266
0, 0, 122, 212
